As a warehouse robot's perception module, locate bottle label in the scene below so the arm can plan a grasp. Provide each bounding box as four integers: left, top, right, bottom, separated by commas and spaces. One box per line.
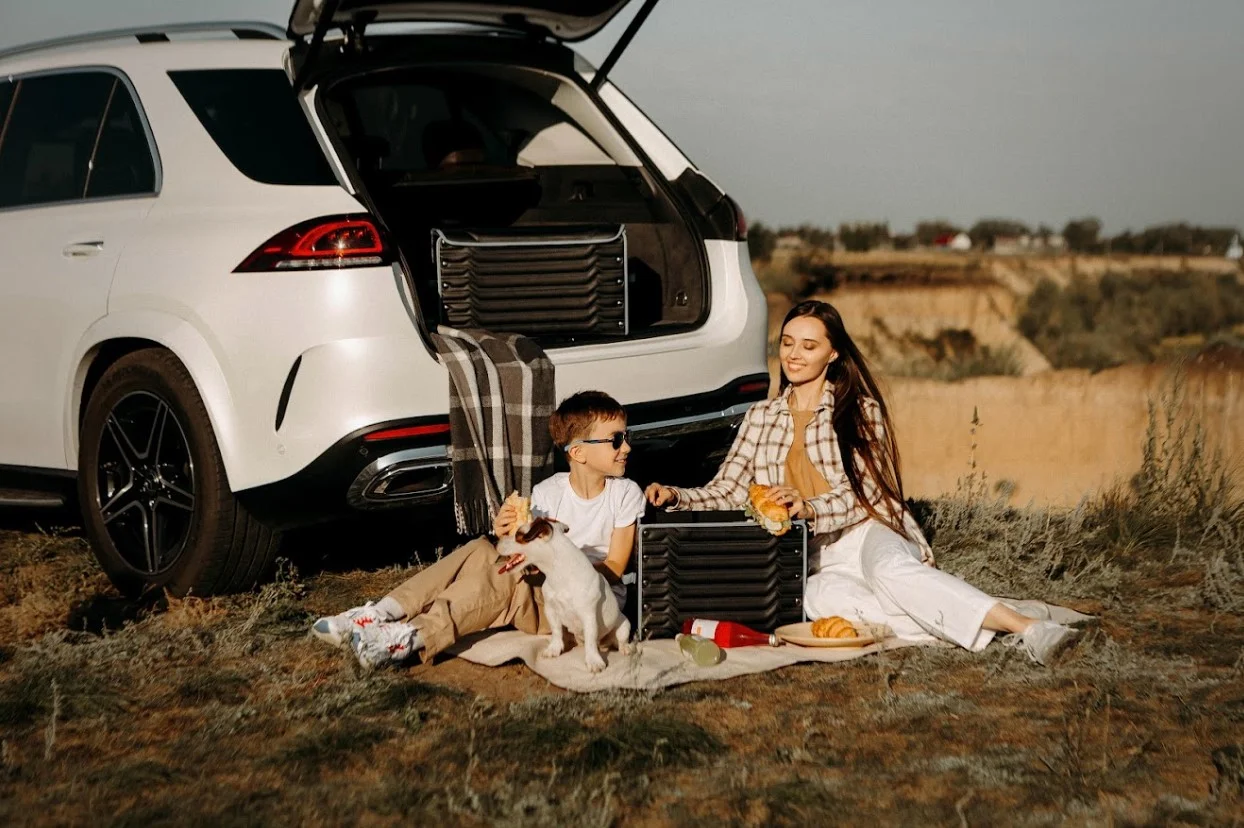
689, 619, 719, 638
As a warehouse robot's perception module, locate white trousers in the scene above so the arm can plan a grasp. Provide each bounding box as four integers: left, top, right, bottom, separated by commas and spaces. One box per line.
804, 520, 998, 651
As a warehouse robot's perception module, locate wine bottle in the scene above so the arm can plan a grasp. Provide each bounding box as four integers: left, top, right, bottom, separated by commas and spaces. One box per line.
677, 633, 725, 666
680, 618, 780, 647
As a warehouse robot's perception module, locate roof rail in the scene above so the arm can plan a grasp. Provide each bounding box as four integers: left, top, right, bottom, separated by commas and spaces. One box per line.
0, 21, 288, 62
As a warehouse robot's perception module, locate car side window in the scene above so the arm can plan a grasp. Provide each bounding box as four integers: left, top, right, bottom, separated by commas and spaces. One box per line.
0, 72, 114, 208
85, 79, 156, 199
0, 81, 14, 134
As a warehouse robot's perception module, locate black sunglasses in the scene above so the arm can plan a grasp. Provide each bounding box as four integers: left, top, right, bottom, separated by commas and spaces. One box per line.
564, 430, 631, 451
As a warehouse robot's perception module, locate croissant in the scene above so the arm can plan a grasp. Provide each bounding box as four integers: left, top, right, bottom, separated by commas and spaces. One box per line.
811, 616, 858, 639
746, 484, 791, 536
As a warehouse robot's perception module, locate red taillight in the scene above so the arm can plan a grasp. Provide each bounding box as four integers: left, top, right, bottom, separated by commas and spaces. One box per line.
234, 214, 393, 272
363, 422, 452, 442
736, 379, 769, 395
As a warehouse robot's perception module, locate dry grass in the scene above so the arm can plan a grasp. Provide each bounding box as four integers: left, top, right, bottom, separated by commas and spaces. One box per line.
1, 389, 1242, 825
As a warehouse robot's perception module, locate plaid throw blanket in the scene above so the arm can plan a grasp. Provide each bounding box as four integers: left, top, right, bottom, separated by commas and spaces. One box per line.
430, 327, 556, 536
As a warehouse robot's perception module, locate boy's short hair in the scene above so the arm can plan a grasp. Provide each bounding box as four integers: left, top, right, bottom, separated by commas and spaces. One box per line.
549, 391, 626, 449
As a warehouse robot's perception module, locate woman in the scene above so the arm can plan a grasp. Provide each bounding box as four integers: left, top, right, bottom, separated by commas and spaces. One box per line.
646, 300, 1078, 664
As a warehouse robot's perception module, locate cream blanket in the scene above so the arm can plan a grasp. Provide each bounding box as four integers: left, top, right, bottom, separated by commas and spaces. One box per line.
448, 601, 1092, 693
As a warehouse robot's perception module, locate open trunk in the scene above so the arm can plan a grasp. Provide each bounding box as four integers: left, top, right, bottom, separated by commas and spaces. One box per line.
313, 58, 709, 345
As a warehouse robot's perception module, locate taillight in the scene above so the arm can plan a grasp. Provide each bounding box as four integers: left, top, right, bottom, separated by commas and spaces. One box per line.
363, 422, 452, 442
234, 214, 393, 272
736, 378, 769, 396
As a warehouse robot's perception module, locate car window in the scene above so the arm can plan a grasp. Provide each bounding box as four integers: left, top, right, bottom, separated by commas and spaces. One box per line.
330, 70, 613, 173
0, 81, 14, 135
86, 80, 157, 199
0, 72, 114, 208
168, 69, 336, 186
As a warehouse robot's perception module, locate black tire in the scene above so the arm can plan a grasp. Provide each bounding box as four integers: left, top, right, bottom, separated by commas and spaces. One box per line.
78, 348, 281, 596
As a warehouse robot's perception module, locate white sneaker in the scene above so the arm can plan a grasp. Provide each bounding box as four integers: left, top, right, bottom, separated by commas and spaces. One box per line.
1000, 600, 1053, 621
311, 601, 389, 648
1002, 620, 1079, 666
350, 621, 422, 671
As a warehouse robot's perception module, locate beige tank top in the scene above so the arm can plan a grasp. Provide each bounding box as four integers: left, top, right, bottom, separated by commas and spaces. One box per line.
785, 409, 833, 500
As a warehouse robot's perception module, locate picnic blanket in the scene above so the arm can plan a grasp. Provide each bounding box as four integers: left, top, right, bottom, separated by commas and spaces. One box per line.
430, 327, 556, 535
448, 600, 1093, 692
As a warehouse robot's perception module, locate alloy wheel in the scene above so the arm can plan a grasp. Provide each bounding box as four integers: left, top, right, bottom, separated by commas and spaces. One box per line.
94, 391, 196, 575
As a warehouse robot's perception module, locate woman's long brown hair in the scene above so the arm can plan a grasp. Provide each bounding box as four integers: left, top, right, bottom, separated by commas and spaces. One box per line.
779, 300, 911, 538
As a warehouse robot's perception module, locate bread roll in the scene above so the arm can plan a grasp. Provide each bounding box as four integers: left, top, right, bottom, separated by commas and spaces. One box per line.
504, 491, 532, 534
811, 616, 858, 639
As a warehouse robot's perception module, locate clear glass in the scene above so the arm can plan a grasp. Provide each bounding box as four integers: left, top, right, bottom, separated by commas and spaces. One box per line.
677, 633, 724, 666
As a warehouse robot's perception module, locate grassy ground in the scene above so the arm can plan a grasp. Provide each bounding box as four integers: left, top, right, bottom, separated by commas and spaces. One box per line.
1, 408, 1242, 826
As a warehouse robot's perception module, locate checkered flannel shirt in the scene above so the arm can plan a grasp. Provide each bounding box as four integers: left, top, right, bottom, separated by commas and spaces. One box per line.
669, 383, 935, 565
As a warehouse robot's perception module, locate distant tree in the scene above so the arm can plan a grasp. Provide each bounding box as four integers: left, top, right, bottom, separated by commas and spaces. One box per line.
838, 221, 891, 252
1062, 217, 1103, 253
747, 221, 777, 261
892, 232, 917, 251
915, 220, 962, 247
1133, 224, 1240, 256
1109, 230, 1136, 254
969, 218, 1032, 249
780, 223, 836, 250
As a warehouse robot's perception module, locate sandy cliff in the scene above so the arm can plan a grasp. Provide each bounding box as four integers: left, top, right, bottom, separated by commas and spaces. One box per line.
887, 364, 1244, 504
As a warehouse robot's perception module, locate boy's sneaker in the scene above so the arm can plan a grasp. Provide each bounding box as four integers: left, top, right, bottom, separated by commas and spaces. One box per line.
311, 602, 389, 648
350, 621, 422, 671
1002, 620, 1080, 666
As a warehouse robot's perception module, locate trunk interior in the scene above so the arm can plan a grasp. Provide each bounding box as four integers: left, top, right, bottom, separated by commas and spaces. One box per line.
316, 62, 708, 345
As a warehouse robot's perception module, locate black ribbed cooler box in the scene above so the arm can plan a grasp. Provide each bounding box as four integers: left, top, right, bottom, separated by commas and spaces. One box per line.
635, 510, 808, 640
434, 225, 628, 338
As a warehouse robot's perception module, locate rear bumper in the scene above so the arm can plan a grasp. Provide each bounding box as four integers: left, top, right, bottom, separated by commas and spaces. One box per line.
235, 373, 768, 530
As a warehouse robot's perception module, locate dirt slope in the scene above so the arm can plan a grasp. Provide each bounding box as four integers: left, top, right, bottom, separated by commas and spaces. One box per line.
887, 363, 1244, 504
823, 284, 1052, 375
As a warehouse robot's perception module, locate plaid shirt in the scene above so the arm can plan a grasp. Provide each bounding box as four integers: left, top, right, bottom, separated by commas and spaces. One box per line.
670, 383, 935, 565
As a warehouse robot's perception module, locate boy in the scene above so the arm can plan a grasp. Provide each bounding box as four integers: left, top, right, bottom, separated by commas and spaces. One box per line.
312, 390, 646, 669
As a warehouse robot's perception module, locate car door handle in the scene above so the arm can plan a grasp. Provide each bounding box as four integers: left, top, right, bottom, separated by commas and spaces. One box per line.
63, 241, 105, 258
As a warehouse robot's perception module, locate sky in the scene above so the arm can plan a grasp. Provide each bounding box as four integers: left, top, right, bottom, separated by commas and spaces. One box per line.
1, 0, 1241, 235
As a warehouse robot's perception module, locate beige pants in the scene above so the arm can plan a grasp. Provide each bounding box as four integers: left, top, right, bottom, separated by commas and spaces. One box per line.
385, 536, 549, 662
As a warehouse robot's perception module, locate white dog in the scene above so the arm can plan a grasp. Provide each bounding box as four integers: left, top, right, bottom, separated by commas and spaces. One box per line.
496, 517, 632, 673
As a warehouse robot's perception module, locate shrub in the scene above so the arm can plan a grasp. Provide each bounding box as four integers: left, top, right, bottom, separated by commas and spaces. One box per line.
881, 328, 1024, 381
1019, 272, 1244, 370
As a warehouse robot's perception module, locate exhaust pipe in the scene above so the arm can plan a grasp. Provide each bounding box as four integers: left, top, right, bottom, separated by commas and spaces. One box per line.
348, 446, 452, 509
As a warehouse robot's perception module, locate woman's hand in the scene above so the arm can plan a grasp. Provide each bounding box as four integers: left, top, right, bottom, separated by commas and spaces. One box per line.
767, 485, 810, 521
493, 500, 518, 537
645, 482, 678, 507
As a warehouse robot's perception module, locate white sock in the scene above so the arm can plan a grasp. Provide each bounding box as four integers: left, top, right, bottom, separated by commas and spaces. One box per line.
374, 596, 405, 621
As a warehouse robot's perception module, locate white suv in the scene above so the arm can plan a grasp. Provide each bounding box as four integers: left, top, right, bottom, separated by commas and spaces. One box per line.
0, 1, 768, 596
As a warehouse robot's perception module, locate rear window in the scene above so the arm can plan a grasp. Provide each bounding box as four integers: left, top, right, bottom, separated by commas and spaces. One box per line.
0, 71, 156, 209
169, 69, 336, 186
87, 79, 157, 199
0, 72, 114, 207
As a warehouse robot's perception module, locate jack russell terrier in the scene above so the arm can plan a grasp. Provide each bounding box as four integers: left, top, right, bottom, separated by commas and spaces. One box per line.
496, 517, 632, 673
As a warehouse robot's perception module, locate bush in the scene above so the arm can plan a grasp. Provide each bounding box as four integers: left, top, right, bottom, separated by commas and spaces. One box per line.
881, 329, 1024, 381
747, 221, 777, 262
1019, 271, 1244, 370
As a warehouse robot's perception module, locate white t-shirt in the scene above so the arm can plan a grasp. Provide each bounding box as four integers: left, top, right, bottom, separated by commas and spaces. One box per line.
529, 473, 646, 607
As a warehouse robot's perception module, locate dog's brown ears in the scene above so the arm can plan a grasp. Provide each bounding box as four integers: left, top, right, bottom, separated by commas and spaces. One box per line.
516, 517, 554, 544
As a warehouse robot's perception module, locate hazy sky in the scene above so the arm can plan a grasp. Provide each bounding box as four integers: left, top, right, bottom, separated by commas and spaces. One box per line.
2, 0, 1241, 234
